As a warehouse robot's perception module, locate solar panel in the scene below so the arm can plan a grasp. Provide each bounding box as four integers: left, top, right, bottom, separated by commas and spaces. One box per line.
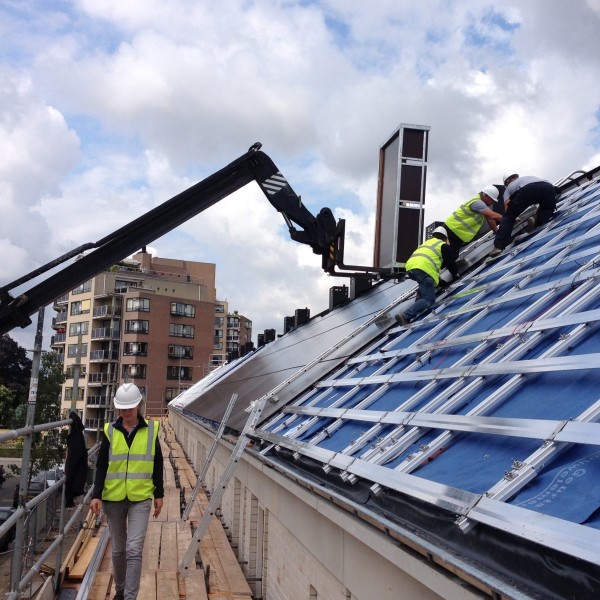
173, 170, 600, 594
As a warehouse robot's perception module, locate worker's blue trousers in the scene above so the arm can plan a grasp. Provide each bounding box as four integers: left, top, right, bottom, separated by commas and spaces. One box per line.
402, 269, 437, 322
104, 498, 152, 600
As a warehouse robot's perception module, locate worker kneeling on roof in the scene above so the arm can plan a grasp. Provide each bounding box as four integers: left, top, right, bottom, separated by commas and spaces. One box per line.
444, 185, 504, 258
91, 383, 164, 600
394, 227, 458, 326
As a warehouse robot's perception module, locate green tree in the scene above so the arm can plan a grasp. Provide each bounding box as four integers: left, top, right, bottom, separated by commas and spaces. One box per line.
0, 384, 17, 428
29, 352, 68, 476
0, 334, 32, 417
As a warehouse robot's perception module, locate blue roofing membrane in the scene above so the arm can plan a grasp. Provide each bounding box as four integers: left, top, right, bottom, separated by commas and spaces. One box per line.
173, 170, 600, 594
255, 173, 600, 565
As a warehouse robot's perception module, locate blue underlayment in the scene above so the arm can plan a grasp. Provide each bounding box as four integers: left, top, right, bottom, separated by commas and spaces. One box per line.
286, 175, 600, 530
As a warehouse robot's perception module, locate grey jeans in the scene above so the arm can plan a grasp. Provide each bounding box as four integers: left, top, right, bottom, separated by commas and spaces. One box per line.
103, 498, 152, 600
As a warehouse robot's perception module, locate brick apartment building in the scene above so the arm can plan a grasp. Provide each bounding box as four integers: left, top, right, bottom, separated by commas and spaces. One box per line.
51, 250, 251, 443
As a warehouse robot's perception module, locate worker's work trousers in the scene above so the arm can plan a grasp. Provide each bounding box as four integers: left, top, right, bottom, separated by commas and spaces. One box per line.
104, 498, 152, 600
494, 181, 556, 249
402, 269, 437, 322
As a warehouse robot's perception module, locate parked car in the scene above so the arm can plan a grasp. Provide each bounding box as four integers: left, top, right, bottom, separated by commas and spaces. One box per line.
0, 506, 16, 552
44, 465, 64, 487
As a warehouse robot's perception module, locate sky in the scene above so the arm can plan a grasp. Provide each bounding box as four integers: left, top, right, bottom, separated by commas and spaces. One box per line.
2, 0, 600, 352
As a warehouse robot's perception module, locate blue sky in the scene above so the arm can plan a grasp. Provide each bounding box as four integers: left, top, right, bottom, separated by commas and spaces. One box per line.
2, 0, 600, 350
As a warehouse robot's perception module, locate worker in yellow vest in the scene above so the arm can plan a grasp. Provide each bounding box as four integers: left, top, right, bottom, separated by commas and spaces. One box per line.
395, 226, 459, 325
91, 383, 164, 600
444, 186, 504, 257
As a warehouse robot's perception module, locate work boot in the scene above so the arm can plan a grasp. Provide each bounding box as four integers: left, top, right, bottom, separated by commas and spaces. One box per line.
489, 247, 503, 258
395, 314, 408, 326
113, 591, 124, 600
525, 217, 536, 233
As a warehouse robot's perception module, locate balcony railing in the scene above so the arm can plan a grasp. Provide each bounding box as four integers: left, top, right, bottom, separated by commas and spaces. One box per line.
88, 372, 118, 385
52, 314, 67, 326
53, 293, 69, 306
93, 305, 122, 318
51, 333, 66, 346
90, 350, 119, 361
91, 327, 120, 340
86, 395, 109, 407
84, 418, 106, 430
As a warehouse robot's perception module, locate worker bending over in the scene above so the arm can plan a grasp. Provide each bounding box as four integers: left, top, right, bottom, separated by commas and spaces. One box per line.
490, 172, 557, 257
444, 185, 504, 258
395, 226, 458, 325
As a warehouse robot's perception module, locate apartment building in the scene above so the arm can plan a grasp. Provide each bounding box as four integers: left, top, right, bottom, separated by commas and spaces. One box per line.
212, 302, 253, 369
51, 250, 252, 444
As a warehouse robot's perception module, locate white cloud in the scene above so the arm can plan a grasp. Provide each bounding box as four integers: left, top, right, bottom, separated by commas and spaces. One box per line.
2, 0, 600, 348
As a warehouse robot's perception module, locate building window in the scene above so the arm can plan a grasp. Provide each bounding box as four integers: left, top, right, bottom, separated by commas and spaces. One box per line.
67, 343, 88, 358
211, 355, 223, 366
65, 365, 87, 378
115, 279, 137, 293
227, 317, 240, 329
69, 322, 89, 336
168, 345, 194, 359
126, 298, 150, 312
169, 324, 194, 338
122, 364, 147, 379
215, 316, 224, 327
215, 304, 225, 313
125, 320, 149, 334
123, 342, 148, 356
165, 387, 189, 401
70, 299, 91, 315
167, 366, 193, 381
72, 280, 92, 294
170, 302, 196, 317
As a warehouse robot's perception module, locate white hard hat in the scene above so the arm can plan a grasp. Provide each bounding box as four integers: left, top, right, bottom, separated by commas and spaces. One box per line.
481, 185, 499, 201
432, 226, 448, 238
114, 383, 142, 409
503, 171, 518, 184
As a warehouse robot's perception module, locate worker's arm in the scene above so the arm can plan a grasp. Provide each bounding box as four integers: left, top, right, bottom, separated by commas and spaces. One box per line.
481, 208, 503, 233
441, 244, 459, 280
90, 432, 110, 515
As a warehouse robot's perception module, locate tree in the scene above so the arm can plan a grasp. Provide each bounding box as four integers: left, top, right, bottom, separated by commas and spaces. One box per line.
29, 352, 68, 476
0, 334, 32, 417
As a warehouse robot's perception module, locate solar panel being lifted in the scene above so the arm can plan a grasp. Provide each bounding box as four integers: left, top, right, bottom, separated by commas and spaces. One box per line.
172, 168, 600, 599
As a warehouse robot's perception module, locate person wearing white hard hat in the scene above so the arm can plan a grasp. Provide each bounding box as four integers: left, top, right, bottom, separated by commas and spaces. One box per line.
91, 383, 164, 600
394, 226, 459, 325
443, 186, 504, 257
489, 172, 557, 257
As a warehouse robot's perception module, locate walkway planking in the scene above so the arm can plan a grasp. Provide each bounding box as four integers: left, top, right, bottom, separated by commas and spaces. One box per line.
59, 418, 251, 600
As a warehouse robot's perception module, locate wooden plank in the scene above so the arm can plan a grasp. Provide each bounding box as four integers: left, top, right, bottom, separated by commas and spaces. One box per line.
156, 571, 178, 599
138, 572, 157, 600
159, 521, 178, 571
142, 521, 162, 571
180, 570, 209, 600
68, 536, 100, 580
87, 571, 112, 600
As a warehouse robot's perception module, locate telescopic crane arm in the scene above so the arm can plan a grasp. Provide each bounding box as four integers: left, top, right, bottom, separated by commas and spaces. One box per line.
0, 143, 394, 336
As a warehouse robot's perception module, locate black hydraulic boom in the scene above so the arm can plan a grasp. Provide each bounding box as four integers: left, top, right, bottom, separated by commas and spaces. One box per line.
0, 143, 395, 335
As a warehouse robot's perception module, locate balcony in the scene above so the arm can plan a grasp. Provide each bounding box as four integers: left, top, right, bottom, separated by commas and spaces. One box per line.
91, 327, 120, 340
90, 349, 119, 362
51, 333, 66, 346
88, 373, 117, 385
84, 418, 105, 430
53, 294, 69, 307
52, 314, 67, 327
86, 395, 109, 407
93, 306, 122, 319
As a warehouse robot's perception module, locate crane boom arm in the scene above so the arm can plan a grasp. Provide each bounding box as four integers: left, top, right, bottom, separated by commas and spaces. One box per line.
0, 143, 355, 335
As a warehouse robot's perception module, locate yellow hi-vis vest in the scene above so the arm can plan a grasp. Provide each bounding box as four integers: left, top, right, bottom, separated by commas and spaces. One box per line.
102, 419, 158, 502
445, 196, 485, 243
405, 238, 444, 285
